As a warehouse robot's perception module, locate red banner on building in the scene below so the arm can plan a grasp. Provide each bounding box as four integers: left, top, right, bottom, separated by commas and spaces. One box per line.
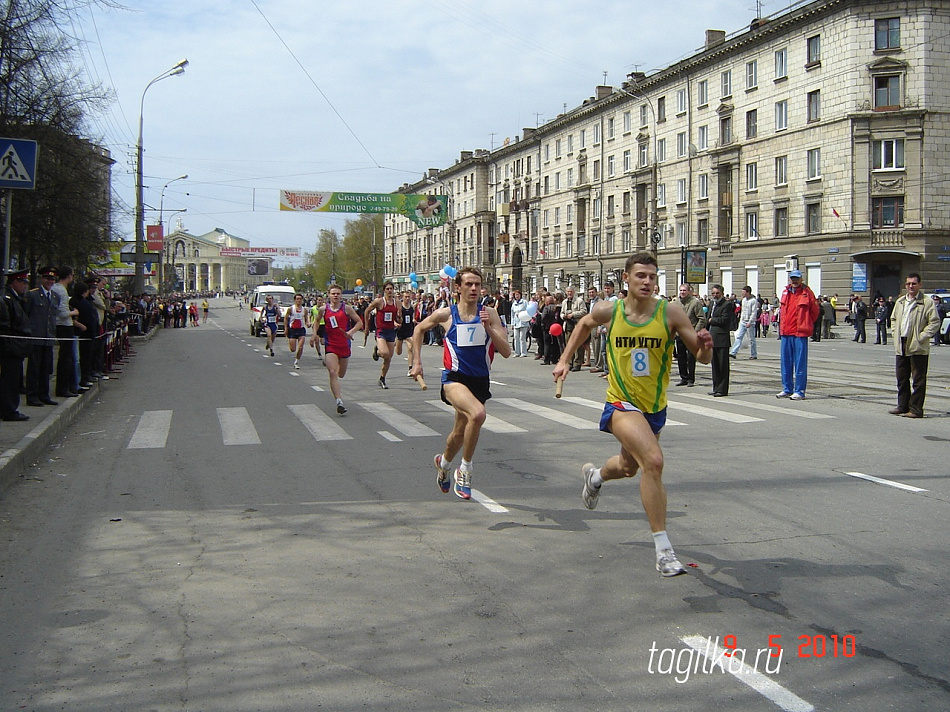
147, 225, 163, 252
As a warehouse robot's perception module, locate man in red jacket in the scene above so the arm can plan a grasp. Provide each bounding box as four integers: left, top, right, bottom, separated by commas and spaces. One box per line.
776, 270, 820, 400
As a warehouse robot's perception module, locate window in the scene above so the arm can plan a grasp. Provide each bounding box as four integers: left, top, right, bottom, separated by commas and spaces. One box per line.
580, 129, 586, 148
554, 207, 560, 225
657, 138, 666, 162
806, 202, 821, 234
622, 191, 631, 214
555, 139, 562, 157
775, 100, 788, 130
677, 222, 687, 247
746, 109, 758, 139
622, 229, 632, 252
775, 207, 788, 237
607, 231, 615, 253
657, 183, 666, 207
607, 155, 615, 177
698, 173, 709, 199
565, 237, 573, 258
639, 143, 649, 167
697, 80, 708, 107
544, 144, 550, 161
607, 195, 615, 217
746, 60, 758, 89
567, 204, 573, 223
872, 197, 904, 228
640, 104, 649, 127
677, 88, 687, 114
806, 35, 821, 65
592, 197, 601, 220
875, 75, 901, 108
677, 132, 687, 157
555, 172, 561, 190
775, 155, 788, 186
553, 239, 561, 259
698, 125, 709, 150
623, 111, 631, 133
720, 116, 733, 145
807, 148, 821, 179
567, 134, 573, 153
592, 160, 600, 180
544, 175, 550, 195
543, 209, 549, 227
746, 212, 759, 240
875, 18, 900, 50
677, 178, 687, 204
807, 90, 821, 122
721, 70, 732, 98
593, 122, 601, 143
623, 149, 631, 172
775, 48, 788, 79
697, 218, 709, 244
746, 162, 758, 190
657, 96, 666, 122
567, 167, 574, 187
607, 117, 615, 139
873, 139, 905, 169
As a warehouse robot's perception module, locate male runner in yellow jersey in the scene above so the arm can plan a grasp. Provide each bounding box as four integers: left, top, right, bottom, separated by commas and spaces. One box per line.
553, 251, 713, 576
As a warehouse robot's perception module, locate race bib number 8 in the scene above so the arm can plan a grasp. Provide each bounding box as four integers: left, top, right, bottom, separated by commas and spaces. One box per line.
457, 323, 486, 347
630, 348, 650, 377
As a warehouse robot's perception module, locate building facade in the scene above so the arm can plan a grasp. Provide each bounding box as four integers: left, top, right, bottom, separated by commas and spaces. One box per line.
386, 0, 950, 298
160, 226, 255, 292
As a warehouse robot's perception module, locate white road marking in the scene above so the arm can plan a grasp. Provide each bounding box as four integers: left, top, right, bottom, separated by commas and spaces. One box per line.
357, 401, 439, 437
426, 401, 527, 433
379, 430, 402, 442
561, 396, 686, 426
471, 489, 508, 513
681, 635, 814, 712
845, 471, 927, 493
216, 407, 261, 445
489, 379, 507, 386
288, 404, 353, 441
311, 385, 324, 392
667, 400, 764, 423
127, 410, 173, 449
495, 397, 599, 430
676, 392, 835, 419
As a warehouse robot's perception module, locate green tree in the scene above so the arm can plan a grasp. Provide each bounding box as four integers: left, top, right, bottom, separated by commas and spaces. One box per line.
309, 228, 341, 289
340, 213, 383, 294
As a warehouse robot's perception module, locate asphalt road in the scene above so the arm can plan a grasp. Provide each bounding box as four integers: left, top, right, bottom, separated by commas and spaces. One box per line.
1, 297, 948, 711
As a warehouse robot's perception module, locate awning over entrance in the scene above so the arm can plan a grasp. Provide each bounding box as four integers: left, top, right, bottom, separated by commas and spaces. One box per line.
849, 249, 920, 259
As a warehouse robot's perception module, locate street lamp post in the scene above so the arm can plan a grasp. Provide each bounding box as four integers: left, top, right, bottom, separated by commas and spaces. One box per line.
158, 175, 187, 295
134, 59, 189, 295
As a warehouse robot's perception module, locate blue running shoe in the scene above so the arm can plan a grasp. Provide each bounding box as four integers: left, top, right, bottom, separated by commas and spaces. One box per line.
434, 454, 451, 493
453, 468, 471, 500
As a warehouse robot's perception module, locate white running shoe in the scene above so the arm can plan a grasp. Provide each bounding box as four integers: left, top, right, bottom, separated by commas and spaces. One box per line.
790, 392, 805, 400
294, 359, 300, 370
656, 549, 686, 577
581, 462, 601, 510
776, 391, 791, 398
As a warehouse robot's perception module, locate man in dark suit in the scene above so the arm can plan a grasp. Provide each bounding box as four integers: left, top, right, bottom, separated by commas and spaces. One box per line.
707, 284, 735, 397
25, 266, 59, 406
0, 269, 35, 421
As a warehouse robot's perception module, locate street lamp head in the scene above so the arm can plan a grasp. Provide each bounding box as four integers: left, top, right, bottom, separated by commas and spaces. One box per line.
174, 58, 189, 71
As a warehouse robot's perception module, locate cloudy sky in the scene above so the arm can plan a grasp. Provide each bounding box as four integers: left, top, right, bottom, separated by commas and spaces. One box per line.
77, 0, 799, 263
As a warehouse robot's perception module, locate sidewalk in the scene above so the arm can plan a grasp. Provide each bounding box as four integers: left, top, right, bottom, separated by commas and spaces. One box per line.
0, 326, 159, 495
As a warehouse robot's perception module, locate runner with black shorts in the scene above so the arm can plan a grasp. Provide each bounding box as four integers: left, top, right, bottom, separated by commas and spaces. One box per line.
262, 297, 280, 357
365, 282, 402, 389
395, 290, 416, 377
284, 293, 310, 369
411, 267, 511, 500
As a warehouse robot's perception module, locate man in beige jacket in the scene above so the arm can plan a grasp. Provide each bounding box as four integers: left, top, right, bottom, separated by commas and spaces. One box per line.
889, 272, 940, 418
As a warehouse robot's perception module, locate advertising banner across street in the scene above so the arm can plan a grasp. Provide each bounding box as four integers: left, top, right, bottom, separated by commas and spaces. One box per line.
279, 190, 448, 228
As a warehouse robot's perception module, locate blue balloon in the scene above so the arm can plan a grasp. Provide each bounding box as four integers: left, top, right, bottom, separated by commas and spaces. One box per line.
444, 266, 457, 279
411, 281, 419, 290
525, 300, 539, 317
409, 272, 417, 282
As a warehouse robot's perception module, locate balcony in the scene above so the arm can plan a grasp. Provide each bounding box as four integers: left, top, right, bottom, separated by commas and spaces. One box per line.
870, 230, 904, 248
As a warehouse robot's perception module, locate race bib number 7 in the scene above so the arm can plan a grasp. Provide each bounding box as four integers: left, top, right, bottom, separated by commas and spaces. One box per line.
456, 323, 486, 347
630, 348, 650, 377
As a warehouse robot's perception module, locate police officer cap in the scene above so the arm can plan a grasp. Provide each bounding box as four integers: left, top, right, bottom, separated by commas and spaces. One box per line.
39, 266, 57, 278
4, 268, 29, 281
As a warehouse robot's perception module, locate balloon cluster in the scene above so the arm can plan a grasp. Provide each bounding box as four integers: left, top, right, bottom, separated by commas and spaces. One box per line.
516, 300, 539, 325
409, 272, 418, 290
438, 264, 458, 281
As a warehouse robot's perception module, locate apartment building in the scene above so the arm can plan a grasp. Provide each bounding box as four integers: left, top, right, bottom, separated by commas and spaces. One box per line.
387, 0, 950, 298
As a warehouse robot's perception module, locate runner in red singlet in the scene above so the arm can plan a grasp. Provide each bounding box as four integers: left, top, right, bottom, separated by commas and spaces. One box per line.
320, 285, 363, 414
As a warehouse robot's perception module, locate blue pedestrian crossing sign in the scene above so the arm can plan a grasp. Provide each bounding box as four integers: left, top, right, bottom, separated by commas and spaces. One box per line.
0, 138, 38, 190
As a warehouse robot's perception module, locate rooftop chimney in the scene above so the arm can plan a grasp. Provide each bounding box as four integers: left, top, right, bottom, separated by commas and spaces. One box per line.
596, 85, 613, 101
706, 29, 726, 48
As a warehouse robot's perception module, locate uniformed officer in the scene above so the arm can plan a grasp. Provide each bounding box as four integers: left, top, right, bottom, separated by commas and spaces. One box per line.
0, 269, 35, 421
25, 266, 59, 406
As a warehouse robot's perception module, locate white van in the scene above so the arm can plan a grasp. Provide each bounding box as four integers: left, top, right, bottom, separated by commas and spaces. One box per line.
249, 284, 298, 337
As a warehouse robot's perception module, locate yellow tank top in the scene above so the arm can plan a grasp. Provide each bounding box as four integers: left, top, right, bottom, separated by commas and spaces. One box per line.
605, 298, 674, 414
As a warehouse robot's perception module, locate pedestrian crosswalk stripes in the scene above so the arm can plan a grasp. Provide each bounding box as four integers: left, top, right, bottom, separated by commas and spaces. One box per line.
357, 402, 439, 437
128, 410, 173, 449
217, 407, 261, 445
495, 397, 599, 430
666, 400, 764, 423
126, 392, 835, 449
287, 403, 353, 442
